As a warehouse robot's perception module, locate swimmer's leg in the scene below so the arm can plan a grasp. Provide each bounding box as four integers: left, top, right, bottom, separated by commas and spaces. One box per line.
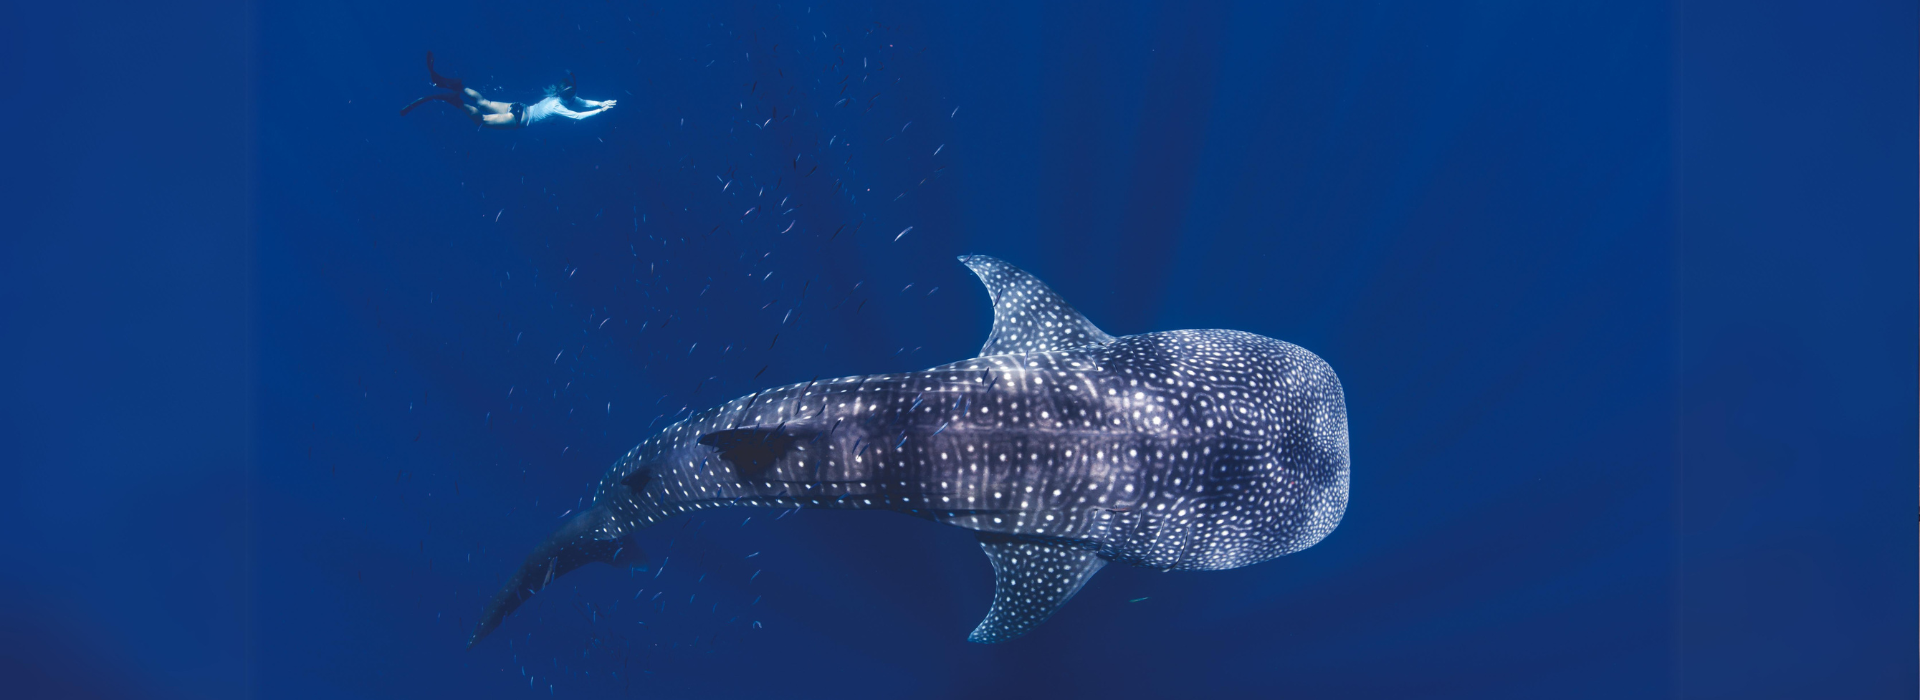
461, 87, 514, 114
480, 111, 523, 129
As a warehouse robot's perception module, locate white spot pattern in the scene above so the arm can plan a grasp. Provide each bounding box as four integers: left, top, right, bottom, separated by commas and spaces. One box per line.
958, 255, 1116, 356
969, 537, 1107, 643
489, 256, 1350, 645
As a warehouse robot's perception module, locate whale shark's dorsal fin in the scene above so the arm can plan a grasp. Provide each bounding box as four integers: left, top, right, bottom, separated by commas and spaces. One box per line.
968, 534, 1108, 643
959, 255, 1114, 357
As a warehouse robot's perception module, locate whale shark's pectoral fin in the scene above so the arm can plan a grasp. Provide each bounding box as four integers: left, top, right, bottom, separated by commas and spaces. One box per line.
968, 534, 1108, 643
959, 255, 1115, 357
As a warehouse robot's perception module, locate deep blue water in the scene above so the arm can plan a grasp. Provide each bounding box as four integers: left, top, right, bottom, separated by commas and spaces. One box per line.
4, 1, 1915, 698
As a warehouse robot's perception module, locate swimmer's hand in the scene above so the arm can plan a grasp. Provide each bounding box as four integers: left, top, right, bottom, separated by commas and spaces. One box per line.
599, 99, 617, 109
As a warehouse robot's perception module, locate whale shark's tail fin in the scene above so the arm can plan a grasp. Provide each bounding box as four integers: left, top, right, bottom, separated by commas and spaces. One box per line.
968, 534, 1108, 643
469, 506, 641, 648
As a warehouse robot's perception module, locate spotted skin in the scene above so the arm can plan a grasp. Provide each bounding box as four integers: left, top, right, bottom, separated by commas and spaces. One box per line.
961, 254, 1115, 355
471, 255, 1349, 645
972, 536, 1107, 642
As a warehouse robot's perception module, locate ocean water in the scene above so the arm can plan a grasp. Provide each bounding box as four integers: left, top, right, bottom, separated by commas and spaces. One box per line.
4, 1, 1914, 698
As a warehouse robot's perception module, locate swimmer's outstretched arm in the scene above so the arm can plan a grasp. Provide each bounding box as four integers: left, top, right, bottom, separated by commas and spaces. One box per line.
547, 99, 616, 120
555, 72, 617, 113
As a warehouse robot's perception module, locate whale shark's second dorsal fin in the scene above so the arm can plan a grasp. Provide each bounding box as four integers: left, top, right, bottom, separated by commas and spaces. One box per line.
697, 424, 827, 481
968, 534, 1108, 643
959, 255, 1114, 357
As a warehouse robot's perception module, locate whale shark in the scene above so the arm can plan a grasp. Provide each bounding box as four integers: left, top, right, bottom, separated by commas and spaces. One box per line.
470, 255, 1349, 645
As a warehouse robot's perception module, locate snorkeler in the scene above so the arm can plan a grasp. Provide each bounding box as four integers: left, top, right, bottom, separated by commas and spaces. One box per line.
400, 52, 616, 130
